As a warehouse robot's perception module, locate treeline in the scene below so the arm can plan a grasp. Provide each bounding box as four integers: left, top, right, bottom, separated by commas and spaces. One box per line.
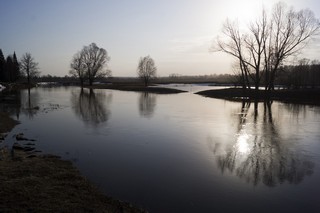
33, 62, 320, 88
277, 60, 320, 89
155, 74, 236, 84
232, 60, 320, 89
0, 49, 20, 82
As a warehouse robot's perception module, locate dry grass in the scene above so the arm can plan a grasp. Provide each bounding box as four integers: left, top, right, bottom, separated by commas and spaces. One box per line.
0, 148, 146, 212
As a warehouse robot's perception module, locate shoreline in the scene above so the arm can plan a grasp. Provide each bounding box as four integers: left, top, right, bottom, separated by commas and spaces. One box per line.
84, 83, 186, 94
0, 112, 146, 212
0, 146, 146, 212
196, 88, 320, 105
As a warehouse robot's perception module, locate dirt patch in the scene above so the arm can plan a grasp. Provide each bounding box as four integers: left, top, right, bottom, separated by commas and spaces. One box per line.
0, 147, 146, 212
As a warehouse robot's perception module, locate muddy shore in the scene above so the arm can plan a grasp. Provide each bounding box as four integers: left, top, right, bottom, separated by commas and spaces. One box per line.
0, 146, 146, 212
0, 112, 146, 212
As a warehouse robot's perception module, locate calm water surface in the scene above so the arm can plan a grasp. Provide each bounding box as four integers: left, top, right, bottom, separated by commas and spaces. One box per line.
1, 86, 320, 213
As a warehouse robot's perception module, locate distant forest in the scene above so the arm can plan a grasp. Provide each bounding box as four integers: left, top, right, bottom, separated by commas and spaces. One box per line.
0, 49, 20, 82
158, 61, 320, 89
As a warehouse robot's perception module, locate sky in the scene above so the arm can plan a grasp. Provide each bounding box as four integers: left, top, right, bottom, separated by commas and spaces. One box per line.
1, 0, 320, 77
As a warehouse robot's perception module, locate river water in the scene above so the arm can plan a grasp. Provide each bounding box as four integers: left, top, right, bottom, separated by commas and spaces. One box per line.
1, 86, 320, 212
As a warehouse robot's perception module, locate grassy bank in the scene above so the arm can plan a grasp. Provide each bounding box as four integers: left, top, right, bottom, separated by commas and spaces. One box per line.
85, 83, 186, 94
197, 88, 320, 105
0, 147, 146, 212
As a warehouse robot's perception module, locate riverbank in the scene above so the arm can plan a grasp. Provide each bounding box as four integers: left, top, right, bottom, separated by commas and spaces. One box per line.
0, 82, 35, 90
0, 146, 146, 212
85, 83, 186, 94
197, 88, 320, 105
0, 111, 146, 212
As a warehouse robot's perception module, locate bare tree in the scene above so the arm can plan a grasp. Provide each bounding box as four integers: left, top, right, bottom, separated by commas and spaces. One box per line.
215, 2, 320, 92
70, 43, 111, 86
137, 55, 157, 86
265, 3, 320, 90
69, 51, 86, 87
82, 43, 110, 86
20, 53, 40, 84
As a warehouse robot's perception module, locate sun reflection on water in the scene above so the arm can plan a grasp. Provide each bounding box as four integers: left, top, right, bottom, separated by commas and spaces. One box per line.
235, 132, 251, 154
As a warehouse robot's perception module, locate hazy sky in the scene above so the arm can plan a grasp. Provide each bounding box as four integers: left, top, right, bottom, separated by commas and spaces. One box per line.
1, 0, 319, 77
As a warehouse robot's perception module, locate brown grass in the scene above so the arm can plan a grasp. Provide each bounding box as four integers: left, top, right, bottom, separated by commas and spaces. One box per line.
0, 148, 146, 212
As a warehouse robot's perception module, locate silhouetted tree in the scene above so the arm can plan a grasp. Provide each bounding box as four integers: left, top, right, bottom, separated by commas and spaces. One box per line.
12, 52, 20, 82
215, 2, 320, 91
5, 55, 14, 82
0, 49, 5, 82
70, 51, 86, 87
82, 43, 110, 86
70, 43, 111, 86
137, 55, 157, 86
20, 53, 40, 84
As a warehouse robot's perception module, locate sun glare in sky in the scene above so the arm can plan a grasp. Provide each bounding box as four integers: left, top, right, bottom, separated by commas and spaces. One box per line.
0, 0, 319, 77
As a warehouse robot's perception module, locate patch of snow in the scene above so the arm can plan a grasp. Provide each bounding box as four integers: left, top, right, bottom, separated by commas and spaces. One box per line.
0, 84, 5, 92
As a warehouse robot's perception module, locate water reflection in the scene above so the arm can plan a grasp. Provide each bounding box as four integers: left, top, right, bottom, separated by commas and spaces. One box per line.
20, 88, 40, 119
138, 92, 157, 118
71, 88, 112, 127
0, 89, 21, 120
209, 101, 314, 186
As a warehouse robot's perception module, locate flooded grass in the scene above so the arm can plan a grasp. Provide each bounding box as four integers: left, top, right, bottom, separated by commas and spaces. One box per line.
0, 147, 146, 212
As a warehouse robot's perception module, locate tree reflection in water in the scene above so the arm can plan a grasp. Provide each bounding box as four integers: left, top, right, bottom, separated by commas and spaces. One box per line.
21, 88, 40, 119
71, 88, 112, 127
0, 89, 21, 120
138, 92, 157, 118
208, 101, 314, 187
0, 88, 41, 120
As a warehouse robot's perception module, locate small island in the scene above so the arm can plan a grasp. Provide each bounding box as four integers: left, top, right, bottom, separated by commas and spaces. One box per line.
197, 88, 320, 105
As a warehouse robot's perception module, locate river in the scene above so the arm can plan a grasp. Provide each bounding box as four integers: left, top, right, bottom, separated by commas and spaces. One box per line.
1, 85, 320, 212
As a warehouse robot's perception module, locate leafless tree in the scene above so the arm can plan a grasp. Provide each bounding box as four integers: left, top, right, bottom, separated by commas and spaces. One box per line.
82, 43, 110, 86
215, 2, 320, 91
70, 43, 111, 86
137, 55, 157, 86
69, 51, 86, 87
20, 53, 40, 84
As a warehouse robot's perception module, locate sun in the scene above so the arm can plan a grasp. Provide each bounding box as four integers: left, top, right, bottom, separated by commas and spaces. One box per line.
226, 0, 276, 23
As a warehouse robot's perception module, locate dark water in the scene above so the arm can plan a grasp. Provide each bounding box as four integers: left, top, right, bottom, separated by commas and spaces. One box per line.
1, 86, 320, 213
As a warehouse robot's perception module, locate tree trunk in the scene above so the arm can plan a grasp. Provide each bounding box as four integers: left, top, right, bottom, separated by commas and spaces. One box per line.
27, 74, 30, 85
80, 78, 84, 88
